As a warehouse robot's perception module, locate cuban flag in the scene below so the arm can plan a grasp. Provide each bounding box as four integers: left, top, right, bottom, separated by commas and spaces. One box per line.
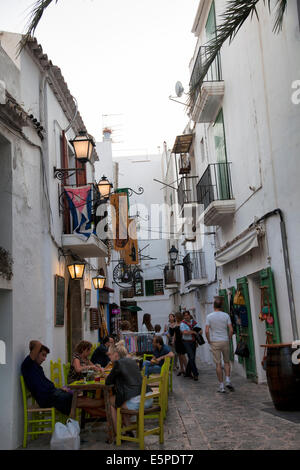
64, 185, 95, 240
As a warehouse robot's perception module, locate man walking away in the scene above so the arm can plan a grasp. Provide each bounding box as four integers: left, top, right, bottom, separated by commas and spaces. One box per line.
205, 297, 234, 393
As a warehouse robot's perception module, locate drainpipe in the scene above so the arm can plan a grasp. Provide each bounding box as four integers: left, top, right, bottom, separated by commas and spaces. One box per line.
251, 209, 299, 340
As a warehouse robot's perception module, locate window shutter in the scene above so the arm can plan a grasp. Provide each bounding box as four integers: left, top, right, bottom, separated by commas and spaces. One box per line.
90, 308, 100, 331
259, 268, 281, 344
145, 280, 154, 297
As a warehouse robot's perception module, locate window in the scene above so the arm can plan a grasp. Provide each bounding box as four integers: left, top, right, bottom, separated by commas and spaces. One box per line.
145, 279, 164, 296
134, 280, 144, 297
205, 1, 217, 42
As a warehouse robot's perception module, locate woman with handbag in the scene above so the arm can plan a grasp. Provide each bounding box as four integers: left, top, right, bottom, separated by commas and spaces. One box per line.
180, 310, 201, 381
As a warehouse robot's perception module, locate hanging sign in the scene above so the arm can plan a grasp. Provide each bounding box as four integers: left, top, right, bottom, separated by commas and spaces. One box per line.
110, 192, 129, 250
121, 218, 139, 265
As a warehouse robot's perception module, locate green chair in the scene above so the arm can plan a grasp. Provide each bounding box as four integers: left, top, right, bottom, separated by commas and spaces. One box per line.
20, 375, 55, 448
116, 374, 164, 450
50, 358, 62, 388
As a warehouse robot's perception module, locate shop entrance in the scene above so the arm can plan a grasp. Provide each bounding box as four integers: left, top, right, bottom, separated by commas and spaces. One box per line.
67, 280, 82, 362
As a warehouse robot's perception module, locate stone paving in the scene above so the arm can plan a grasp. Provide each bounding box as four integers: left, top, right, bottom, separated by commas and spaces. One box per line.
21, 362, 300, 451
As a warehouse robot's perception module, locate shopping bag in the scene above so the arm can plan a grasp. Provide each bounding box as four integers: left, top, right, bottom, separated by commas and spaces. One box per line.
50, 419, 80, 450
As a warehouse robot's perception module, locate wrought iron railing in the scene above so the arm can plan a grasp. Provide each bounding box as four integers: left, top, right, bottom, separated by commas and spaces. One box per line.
196, 162, 233, 211
190, 46, 222, 106
177, 176, 199, 210
183, 251, 207, 283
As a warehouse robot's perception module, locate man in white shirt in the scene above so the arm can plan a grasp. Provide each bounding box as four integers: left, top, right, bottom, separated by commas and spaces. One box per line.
205, 297, 234, 393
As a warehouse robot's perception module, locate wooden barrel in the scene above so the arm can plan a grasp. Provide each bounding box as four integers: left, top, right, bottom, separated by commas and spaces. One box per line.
264, 344, 300, 411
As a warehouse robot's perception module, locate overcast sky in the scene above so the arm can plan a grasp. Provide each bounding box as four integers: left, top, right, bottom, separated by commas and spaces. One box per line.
1, 0, 199, 155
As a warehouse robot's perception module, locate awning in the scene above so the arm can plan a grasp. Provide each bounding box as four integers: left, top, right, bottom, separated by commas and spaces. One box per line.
124, 306, 143, 312
215, 226, 264, 267
172, 134, 193, 154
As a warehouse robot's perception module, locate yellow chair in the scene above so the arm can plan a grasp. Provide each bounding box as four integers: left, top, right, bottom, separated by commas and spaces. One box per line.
116, 374, 164, 450
169, 356, 175, 393
63, 362, 70, 386
20, 375, 55, 448
50, 358, 62, 388
147, 357, 170, 420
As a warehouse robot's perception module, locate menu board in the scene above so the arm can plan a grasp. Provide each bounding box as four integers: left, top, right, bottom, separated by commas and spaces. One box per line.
54, 275, 65, 327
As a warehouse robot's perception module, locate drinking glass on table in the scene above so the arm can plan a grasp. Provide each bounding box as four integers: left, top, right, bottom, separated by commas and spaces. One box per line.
82, 368, 88, 383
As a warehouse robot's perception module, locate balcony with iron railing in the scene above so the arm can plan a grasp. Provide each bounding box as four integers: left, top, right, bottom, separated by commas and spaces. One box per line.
189, 46, 224, 123
60, 184, 108, 258
183, 251, 207, 288
178, 176, 199, 211
196, 162, 235, 226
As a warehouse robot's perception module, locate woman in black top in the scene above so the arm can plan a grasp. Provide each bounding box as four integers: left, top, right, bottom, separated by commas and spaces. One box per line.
105, 341, 152, 437
165, 313, 178, 369
174, 312, 188, 376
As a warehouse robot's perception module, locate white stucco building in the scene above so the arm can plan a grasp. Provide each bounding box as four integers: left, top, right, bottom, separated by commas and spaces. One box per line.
113, 153, 174, 331
164, 0, 300, 382
0, 33, 109, 449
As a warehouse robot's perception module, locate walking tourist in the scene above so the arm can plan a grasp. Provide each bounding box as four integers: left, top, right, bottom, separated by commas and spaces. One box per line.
180, 310, 200, 381
205, 297, 234, 393
21, 340, 104, 416
143, 335, 174, 377
67, 340, 101, 384
105, 340, 153, 438
165, 313, 178, 369
174, 312, 188, 376
141, 313, 154, 332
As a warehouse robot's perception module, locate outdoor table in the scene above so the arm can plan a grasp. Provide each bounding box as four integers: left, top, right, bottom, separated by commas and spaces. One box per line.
68, 380, 115, 443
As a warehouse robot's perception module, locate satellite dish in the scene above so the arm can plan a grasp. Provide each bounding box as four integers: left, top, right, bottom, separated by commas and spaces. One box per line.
175, 81, 184, 98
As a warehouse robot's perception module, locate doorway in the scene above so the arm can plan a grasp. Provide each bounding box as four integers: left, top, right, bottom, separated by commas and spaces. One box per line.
67, 280, 82, 362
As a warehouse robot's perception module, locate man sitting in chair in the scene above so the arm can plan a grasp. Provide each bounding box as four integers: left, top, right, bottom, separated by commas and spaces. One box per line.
21, 340, 104, 417
143, 336, 174, 377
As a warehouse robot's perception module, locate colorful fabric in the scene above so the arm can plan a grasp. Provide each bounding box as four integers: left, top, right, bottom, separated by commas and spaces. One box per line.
64, 185, 95, 240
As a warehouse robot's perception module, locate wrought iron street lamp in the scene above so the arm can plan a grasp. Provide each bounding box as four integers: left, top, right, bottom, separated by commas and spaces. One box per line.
97, 175, 113, 200
70, 130, 95, 164
92, 274, 106, 290
67, 261, 86, 280
54, 130, 95, 180
169, 245, 179, 265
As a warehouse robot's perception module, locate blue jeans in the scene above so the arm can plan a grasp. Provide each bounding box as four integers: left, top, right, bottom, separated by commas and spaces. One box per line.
183, 341, 198, 377
143, 360, 162, 377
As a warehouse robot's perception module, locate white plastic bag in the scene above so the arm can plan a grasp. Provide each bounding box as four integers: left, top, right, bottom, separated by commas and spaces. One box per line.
50, 419, 80, 450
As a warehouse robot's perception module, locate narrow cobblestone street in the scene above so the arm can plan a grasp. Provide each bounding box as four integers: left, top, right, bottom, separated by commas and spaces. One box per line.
21, 362, 300, 451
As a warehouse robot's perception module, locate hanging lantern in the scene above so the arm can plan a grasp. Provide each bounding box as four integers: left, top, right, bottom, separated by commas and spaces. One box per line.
92, 274, 106, 290
70, 130, 95, 164
169, 245, 179, 264
68, 262, 86, 280
97, 175, 113, 200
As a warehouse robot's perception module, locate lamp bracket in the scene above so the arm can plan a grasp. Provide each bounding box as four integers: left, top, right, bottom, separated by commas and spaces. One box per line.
54, 166, 85, 181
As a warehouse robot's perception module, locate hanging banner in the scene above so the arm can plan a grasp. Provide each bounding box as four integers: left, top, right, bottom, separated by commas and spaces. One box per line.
64, 185, 94, 240
110, 192, 129, 250
121, 218, 139, 265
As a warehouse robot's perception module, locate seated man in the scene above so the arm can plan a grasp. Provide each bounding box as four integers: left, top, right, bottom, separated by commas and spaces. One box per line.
90, 336, 114, 368
21, 340, 104, 417
143, 335, 174, 377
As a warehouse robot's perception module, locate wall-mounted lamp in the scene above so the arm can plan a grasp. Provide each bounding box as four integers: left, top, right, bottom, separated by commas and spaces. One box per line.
67, 261, 86, 280
54, 130, 95, 180
92, 274, 106, 289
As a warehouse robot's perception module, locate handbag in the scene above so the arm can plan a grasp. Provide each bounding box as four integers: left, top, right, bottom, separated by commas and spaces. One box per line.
233, 289, 246, 306
195, 332, 205, 346
235, 340, 250, 358
238, 305, 248, 328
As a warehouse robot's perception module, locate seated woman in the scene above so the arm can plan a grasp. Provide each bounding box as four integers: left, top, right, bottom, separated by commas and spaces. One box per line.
105, 340, 153, 437
67, 340, 101, 384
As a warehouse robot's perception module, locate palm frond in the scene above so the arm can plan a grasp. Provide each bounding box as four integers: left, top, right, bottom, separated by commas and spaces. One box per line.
188, 0, 288, 109
18, 0, 58, 53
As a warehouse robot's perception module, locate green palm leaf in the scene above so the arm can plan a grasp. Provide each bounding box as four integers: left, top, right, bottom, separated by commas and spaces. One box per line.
188, 0, 288, 108
18, 0, 58, 52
